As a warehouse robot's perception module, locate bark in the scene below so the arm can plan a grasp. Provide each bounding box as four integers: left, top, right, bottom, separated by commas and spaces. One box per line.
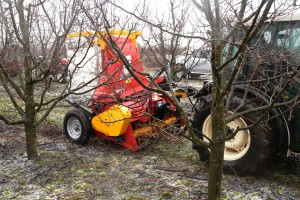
206, 0, 225, 196
23, 44, 38, 160
208, 48, 225, 199
208, 86, 225, 199
25, 122, 38, 159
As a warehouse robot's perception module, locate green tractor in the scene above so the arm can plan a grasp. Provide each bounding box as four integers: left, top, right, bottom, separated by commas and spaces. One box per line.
192, 12, 300, 175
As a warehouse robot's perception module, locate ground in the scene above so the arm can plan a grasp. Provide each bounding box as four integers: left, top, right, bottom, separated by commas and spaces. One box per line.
1, 78, 300, 199
1, 120, 300, 200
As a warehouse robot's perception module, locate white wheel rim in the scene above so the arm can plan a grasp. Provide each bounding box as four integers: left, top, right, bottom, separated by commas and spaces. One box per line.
67, 117, 82, 139
202, 111, 251, 161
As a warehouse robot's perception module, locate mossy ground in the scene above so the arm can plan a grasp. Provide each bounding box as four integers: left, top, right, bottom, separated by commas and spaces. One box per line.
1, 81, 300, 199
1, 122, 300, 199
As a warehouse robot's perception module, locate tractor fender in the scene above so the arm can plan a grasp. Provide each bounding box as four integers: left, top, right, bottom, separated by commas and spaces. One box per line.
233, 84, 290, 157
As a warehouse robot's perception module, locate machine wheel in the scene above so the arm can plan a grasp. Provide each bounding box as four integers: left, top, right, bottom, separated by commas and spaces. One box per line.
192, 95, 274, 176
64, 109, 91, 144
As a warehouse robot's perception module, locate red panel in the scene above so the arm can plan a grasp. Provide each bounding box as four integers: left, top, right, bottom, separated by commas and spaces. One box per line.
88, 33, 181, 151
94, 124, 138, 151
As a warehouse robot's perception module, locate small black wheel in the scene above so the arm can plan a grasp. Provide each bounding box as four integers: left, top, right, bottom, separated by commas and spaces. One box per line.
64, 109, 91, 144
192, 94, 275, 175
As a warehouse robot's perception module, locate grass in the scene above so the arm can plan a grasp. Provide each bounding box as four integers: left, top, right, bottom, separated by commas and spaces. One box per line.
0, 82, 73, 127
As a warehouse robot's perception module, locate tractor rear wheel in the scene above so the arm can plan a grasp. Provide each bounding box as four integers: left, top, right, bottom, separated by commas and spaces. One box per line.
64, 109, 91, 144
192, 95, 274, 176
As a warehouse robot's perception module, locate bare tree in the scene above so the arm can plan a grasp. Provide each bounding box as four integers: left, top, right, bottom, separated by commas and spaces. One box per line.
190, 0, 300, 199
84, 0, 300, 199
144, 0, 191, 82
0, 0, 105, 159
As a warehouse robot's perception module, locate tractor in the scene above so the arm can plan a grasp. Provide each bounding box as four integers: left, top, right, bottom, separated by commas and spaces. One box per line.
192, 12, 300, 175
63, 30, 186, 151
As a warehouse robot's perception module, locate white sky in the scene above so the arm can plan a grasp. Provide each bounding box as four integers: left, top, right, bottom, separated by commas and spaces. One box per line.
110, 0, 199, 47
102, 0, 300, 49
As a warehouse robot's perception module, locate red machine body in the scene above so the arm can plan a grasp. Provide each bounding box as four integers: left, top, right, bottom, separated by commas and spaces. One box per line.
65, 31, 181, 151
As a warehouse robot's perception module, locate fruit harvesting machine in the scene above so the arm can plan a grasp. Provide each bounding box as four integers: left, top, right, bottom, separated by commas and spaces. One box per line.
63, 30, 192, 151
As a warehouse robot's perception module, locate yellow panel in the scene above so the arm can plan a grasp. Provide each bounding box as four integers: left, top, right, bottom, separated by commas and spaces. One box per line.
174, 89, 187, 98
66, 30, 142, 49
91, 105, 131, 136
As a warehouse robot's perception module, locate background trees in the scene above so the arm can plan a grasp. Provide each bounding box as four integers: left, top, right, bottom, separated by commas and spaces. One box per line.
0, 0, 72, 159
0, 0, 103, 159
1, 0, 300, 199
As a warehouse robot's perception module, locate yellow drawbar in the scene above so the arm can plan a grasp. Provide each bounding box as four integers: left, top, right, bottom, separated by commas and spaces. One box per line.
91, 105, 131, 136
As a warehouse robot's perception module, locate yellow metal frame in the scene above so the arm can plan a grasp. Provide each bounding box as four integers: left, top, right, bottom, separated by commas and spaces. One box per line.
134, 116, 177, 138
67, 30, 142, 50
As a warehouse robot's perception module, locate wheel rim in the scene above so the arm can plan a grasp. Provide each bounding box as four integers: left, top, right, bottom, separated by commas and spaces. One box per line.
202, 111, 251, 161
67, 117, 82, 139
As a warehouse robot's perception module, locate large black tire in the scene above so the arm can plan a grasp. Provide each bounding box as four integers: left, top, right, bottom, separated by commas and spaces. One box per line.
64, 109, 91, 144
192, 95, 274, 176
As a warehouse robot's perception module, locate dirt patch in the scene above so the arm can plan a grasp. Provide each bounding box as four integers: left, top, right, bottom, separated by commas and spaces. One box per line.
0, 122, 300, 199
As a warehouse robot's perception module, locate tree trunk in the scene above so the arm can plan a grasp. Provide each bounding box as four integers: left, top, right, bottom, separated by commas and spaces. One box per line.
15, 0, 39, 160
25, 122, 38, 159
207, 88, 225, 199
24, 77, 38, 159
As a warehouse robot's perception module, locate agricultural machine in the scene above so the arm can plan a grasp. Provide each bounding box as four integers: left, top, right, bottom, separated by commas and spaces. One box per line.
192, 12, 300, 175
63, 13, 300, 176
63, 30, 186, 151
